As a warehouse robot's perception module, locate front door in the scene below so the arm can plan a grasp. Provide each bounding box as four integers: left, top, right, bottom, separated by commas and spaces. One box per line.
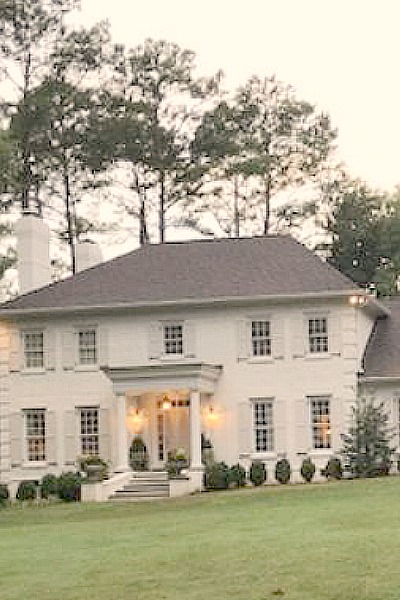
155, 397, 190, 467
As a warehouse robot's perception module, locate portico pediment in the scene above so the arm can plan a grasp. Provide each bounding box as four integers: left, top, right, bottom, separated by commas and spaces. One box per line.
102, 362, 222, 395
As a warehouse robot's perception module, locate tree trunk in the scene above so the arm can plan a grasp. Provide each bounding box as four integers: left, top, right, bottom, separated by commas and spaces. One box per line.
159, 171, 165, 243
64, 169, 76, 274
234, 176, 240, 237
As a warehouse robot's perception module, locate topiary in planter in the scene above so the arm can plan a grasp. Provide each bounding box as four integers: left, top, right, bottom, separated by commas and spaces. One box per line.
0, 483, 9, 506
249, 460, 267, 486
129, 436, 149, 471
16, 480, 37, 501
40, 474, 59, 499
321, 457, 343, 480
300, 457, 316, 483
78, 455, 109, 481
204, 461, 230, 490
58, 472, 82, 502
275, 458, 291, 484
230, 463, 246, 487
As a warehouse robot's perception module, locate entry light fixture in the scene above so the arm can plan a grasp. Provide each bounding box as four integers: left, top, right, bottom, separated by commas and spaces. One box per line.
128, 407, 148, 433
348, 295, 367, 307
162, 395, 172, 411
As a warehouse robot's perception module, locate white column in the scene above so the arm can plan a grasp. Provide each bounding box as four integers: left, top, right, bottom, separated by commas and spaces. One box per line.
115, 392, 129, 472
189, 389, 203, 472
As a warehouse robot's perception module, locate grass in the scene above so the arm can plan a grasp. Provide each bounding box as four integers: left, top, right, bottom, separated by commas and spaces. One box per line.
1, 478, 400, 599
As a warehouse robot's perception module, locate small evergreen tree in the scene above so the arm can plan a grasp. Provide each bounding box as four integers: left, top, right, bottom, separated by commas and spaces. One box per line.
341, 399, 394, 478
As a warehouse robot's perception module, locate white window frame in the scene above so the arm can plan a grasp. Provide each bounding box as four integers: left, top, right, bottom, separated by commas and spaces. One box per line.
308, 316, 329, 354
25, 408, 46, 462
309, 396, 331, 450
251, 398, 274, 453
78, 327, 98, 366
162, 322, 184, 357
251, 320, 271, 358
79, 407, 99, 456
22, 330, 44, 370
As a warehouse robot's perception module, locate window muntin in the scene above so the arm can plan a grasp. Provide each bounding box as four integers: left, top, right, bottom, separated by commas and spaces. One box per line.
80, 408, 99, 455
310, 397, 331, 449
252, 398, 274, 452
163, 324, 183, 355
23, 331, 44, 368
308, 317, 328, 353
78, 329, 97, 365
25, 409, 46, 461
251, 320, 271, 357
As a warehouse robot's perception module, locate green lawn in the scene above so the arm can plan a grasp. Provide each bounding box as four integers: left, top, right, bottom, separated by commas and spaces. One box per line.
1, 478, 400, 600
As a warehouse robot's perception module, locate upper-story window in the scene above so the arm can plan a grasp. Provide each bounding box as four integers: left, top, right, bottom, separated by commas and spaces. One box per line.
251, 320, 271, 357
308, 317, 328, 354
252, 398, 274, 452
163, 323, 183, 356
25, 408, 46, 461
310, 396, 331, 449
78, 328, 97, 365
23, 331, 44, 369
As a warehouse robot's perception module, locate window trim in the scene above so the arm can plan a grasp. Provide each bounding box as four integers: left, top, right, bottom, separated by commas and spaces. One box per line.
251, 319, 272, 358
22, 330, 45, 372
77, 327, 98, 367
251, 397, 275, 454
79, 406, 100, 456
308, 395, 332, 450
162, 322, 184, 358
24, 408, 47, 464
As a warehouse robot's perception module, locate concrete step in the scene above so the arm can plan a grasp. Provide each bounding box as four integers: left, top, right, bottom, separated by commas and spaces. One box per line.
122, 483, 169, 493
108, 471, 170, 502
131, 471, 168, 480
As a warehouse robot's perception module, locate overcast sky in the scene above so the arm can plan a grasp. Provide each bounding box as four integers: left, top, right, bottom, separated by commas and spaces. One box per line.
75, 0, 400, 192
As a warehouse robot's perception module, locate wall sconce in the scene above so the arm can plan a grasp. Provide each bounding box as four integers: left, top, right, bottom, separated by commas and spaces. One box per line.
348, 295, 367, 307
203, 405, 221, 427
128, 407, 148, 434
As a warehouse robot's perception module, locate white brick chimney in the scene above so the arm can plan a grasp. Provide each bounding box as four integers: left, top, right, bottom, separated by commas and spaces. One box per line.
76, 240, 103, 272
15, 214, 51, 295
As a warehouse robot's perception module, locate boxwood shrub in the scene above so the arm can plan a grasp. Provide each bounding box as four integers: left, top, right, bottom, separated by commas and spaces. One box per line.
0, 483, 9, 505
300, 457, 316, 483
249, 460, 267, 486
16, 480, 37, 501
40, 474, 59, 499
275, 458, 291, 484
58, 472, 82, 502
204, 461, 230, 490
321, 457, 343, 480
230, 463, 246, 487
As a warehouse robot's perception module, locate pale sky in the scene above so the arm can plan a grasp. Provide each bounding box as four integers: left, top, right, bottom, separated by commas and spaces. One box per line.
76, 0, 400, 192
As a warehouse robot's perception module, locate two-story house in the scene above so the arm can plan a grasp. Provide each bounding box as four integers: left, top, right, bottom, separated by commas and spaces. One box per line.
0, 214, 391, 499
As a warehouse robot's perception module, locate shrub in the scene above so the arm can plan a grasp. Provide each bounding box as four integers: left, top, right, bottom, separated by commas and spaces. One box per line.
230, 463, 246, 487
321, 457, 343, 480
58, 472, 81, 502
249, 460, 267, 486
0, 483, 9, 505
204, 461, 230, 490
201, 435, 214, 466
16, 480, 37, 501
40, 474, 59, 499
129, 436, 149, 471
300, 457, 316, 483
275, 458, 291, 484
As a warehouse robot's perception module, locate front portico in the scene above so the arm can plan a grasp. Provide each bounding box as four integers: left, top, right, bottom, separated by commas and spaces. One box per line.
102, 363, 222, 490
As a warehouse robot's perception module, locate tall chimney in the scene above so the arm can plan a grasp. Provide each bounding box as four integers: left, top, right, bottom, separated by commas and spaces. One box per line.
76, 240, 103, 272
15, 214, 51, 295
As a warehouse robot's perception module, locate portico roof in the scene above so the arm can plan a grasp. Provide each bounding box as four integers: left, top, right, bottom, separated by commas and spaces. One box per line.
102, 362, 223, 395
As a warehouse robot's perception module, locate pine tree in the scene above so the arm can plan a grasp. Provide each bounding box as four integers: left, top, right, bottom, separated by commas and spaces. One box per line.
341, 399, 394, 478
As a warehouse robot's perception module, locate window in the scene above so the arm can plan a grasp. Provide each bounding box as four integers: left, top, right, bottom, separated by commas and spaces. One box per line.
23, 331, 44, 368
251, 320, 271, 357
25, 409, 46, 461
78, 329, 97, 365
252, 399, 274, 452
308, 317, 328, 353
80, 408, 99, 455
163, 324, 183, 355
310, 397, 331, 449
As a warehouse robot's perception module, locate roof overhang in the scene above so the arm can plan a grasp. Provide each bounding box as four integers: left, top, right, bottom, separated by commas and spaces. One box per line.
101, 362, 223, 395
0, 289, 388, 319
358, 375, 400, 385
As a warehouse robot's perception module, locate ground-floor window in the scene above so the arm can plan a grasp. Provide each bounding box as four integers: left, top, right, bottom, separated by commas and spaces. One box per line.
79, 407, 99, 455
309, 396, 331, 449
252, 398, 274, 452
25, 408, 46, 461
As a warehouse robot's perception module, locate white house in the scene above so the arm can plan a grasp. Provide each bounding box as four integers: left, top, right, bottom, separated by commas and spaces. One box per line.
0, 214, 394, 499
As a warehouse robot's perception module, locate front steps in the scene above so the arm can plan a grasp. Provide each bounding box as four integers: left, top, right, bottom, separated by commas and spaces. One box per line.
109, 471, 170, 502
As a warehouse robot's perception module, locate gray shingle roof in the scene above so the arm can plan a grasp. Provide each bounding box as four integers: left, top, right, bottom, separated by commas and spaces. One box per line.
0, 235, 359, 313
363, 298, 400, 378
